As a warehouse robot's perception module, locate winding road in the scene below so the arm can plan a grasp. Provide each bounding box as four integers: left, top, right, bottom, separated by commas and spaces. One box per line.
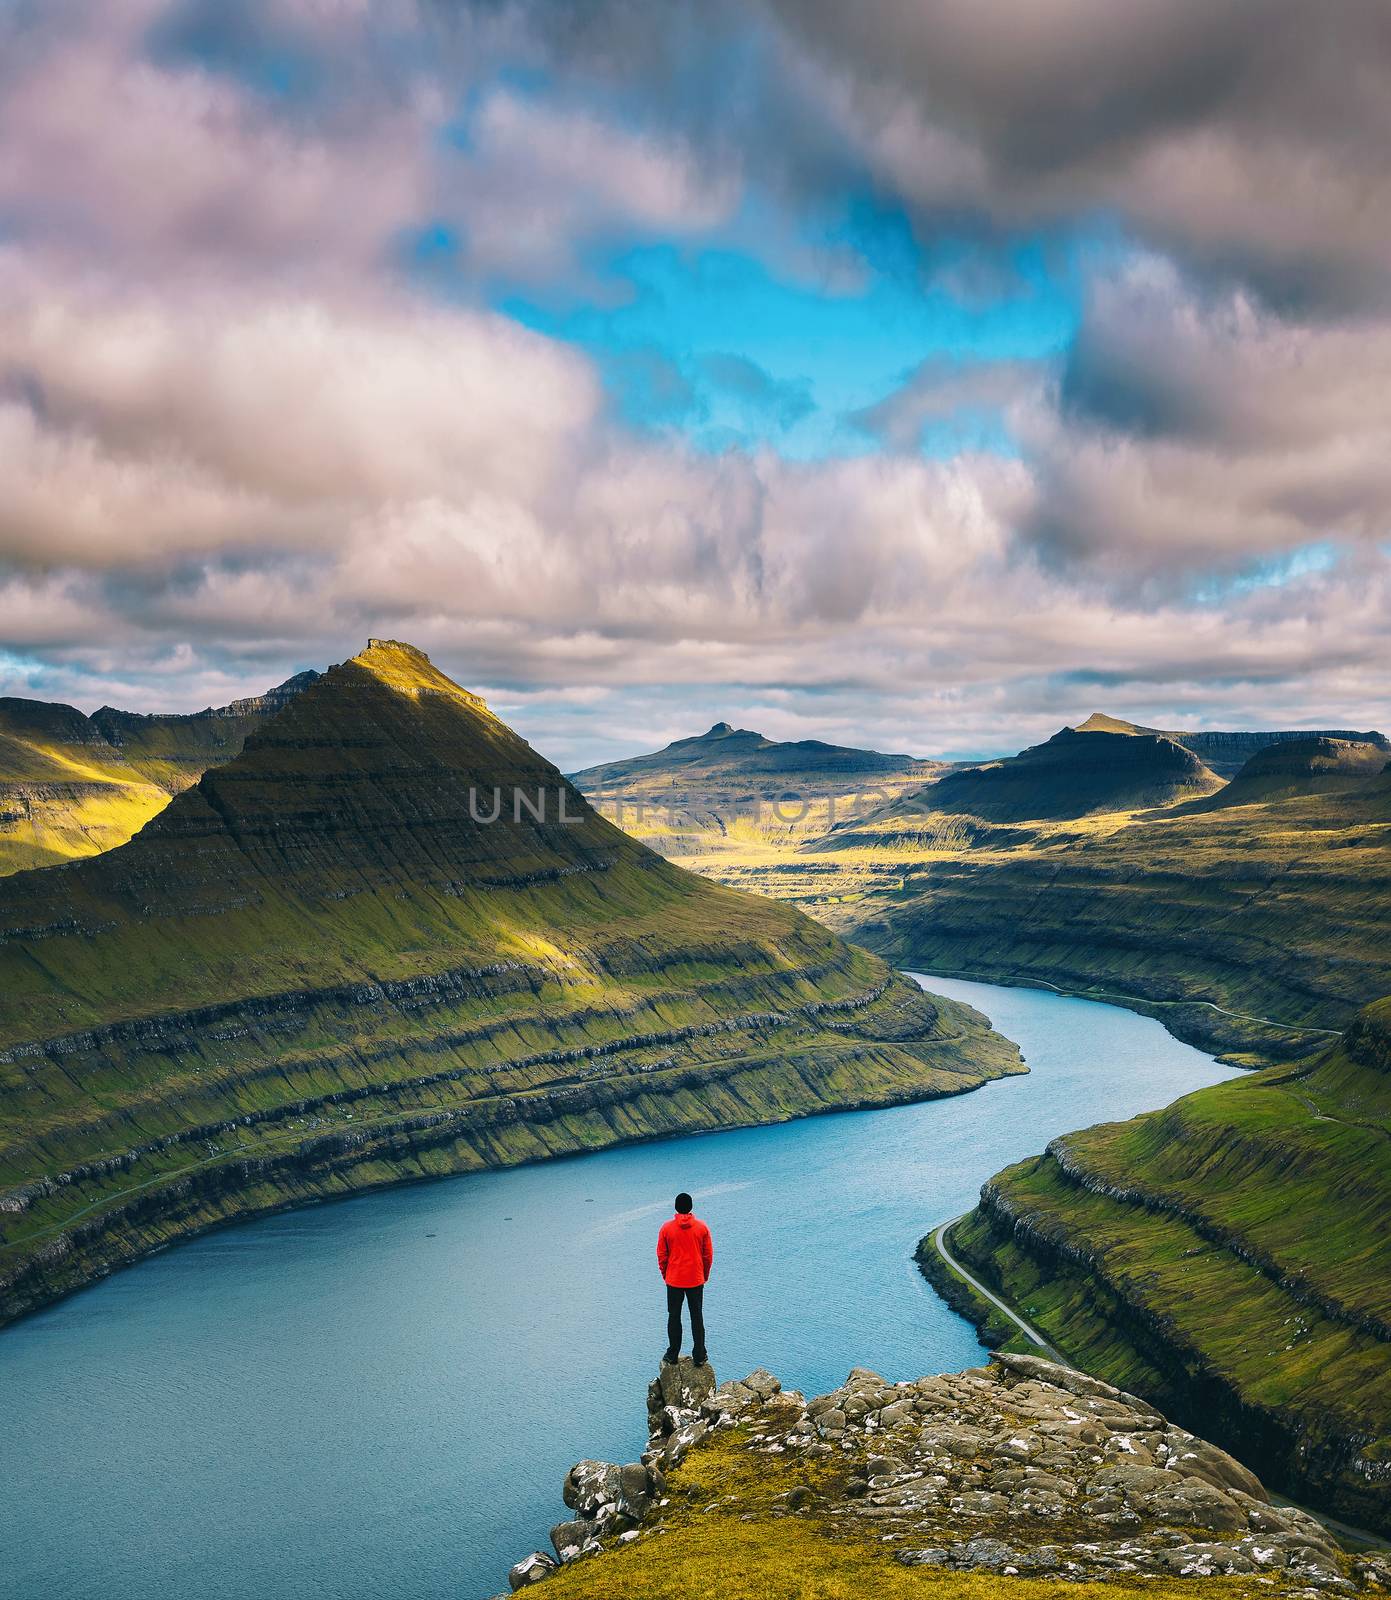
929, 1216, 1070, 1365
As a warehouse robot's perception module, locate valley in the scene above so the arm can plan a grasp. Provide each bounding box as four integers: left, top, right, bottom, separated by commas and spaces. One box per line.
575, 718, 1391, 1064
0, 641, 1020, 1329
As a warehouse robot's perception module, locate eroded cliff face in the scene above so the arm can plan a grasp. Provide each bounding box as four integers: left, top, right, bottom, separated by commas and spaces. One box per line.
0, 640, 1021, 1327
934, 1003, 1391, 1534
503, 1352, 1391, 1598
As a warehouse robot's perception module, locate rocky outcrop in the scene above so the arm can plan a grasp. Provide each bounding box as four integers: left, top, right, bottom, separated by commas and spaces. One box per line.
504, 1358, 714, 1590
501, 1352, 1391, 1595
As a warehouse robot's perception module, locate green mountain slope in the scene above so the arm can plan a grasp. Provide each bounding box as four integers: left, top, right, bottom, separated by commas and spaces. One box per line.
938, 1001, 1391, 1531
0, 672, 317, 874
0, 640, 1020, 1327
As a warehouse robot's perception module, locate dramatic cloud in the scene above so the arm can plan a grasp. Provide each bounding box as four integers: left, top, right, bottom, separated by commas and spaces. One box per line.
1025, 260, 1391, 576
765, 0, 1391, 310
1, 0, 1390, 766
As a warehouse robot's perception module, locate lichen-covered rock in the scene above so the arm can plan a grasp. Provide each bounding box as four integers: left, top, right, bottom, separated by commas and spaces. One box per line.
646, 1356, 716, 1433
507, 1350, 1365, 1593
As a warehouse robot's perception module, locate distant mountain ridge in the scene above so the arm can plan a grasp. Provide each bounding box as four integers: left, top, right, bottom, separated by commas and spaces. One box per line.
0, 670, 319, 874
900, 726, 1223, 824
572, 720, 943, 862
1075, 712, 1389, 778
573, 721, 937, 786
0, 640, 1019, 1327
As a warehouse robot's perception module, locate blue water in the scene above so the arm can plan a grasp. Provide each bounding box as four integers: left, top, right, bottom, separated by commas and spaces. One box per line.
0, 976, 1238, 1600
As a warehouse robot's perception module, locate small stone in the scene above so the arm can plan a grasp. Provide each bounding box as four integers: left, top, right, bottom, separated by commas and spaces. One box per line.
896, 1548, 950, 1567
961, 1537, 1022, 1571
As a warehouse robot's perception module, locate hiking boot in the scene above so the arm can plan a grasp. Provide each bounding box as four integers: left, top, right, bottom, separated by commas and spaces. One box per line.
662, 1348, 678, 1364
692, 1348, 708, 1367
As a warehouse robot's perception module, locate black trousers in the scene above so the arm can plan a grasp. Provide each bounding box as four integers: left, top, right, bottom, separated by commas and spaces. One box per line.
665, 1284, 705, 1355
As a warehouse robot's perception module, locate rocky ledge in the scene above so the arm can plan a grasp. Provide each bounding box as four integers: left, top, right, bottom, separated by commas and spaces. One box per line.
503, 1352, 1390, 1596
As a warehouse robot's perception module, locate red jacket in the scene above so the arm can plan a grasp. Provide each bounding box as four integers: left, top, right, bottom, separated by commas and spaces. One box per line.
657, 1213, 712, 1288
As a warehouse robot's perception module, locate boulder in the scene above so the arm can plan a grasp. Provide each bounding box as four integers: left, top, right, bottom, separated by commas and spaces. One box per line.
647, 1357, 716, 1433
507, 1552, 557, 1590
959, 1536, 1022, 1570
549, 1519, 599, 1563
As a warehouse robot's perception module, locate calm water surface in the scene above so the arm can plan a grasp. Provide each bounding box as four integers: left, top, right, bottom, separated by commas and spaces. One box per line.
0, 976, 1239, 1600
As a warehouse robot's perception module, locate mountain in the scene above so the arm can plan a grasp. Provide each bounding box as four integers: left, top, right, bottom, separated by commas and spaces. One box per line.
575, 722, 937, 787
0, 640, 1020, 1327
897, 726, 1223, 824
938, 1000, 1391, 1532
1194, 735, 1390, 809
0, 671, 318, 874
571, 721, 941, 871
1074, 712, 1389, 778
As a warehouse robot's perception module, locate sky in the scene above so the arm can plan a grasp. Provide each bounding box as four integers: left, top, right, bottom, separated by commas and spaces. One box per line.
1, 0, 1389, 769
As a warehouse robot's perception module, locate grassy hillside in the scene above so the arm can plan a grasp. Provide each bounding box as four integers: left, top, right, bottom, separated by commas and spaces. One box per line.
0, 672, 316, 874
0, 641, 1020, 1327
938, 1002, 1391, 1530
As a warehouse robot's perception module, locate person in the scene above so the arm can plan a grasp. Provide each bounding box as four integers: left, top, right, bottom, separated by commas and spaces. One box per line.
657, 1192, 712, 1366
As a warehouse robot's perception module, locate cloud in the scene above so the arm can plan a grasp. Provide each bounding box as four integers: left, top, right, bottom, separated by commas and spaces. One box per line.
442, 87, 740, 286
764, 0, 1391, 311
2, 0, 1391, 766
1022, 259, 1391, 575
852, 358, 1047, 452
0, 251, 601, 568
700, 353, 815, 430
0, 0, 434, 287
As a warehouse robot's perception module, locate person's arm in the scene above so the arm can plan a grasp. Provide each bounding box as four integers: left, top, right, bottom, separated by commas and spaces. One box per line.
701, 1225, 713, 1282
657, 1225, 669, 1278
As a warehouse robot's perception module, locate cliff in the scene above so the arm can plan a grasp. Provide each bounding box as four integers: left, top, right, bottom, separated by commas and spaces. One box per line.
0, 640, 1021, 1327
500, 1352, 1389, 1598
931, 1001, 1391, 1532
